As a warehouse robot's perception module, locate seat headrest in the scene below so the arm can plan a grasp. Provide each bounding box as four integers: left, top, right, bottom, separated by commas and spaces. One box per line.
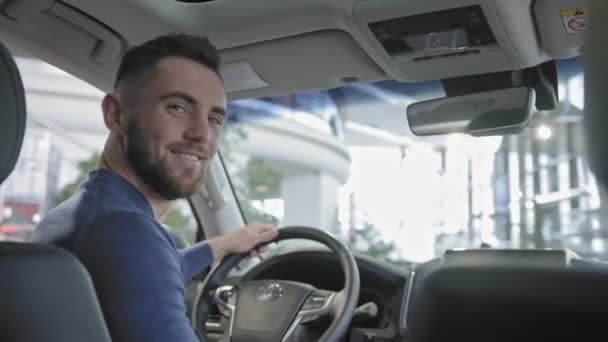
0, 42, 26, 184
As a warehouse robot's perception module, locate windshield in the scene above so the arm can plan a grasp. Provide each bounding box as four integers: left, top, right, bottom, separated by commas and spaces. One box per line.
221, 55, 597, 264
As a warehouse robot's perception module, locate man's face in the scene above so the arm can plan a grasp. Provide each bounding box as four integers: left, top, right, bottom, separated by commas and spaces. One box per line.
123, 56, 227, 200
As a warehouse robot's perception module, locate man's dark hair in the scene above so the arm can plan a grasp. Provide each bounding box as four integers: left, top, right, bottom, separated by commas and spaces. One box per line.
114, 33, 221, 91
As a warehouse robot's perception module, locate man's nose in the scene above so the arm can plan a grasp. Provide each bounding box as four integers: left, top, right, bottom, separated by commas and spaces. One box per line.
185, 113, 212, 144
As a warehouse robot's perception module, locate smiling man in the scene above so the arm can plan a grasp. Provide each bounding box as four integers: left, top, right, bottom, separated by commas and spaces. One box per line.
31, 34, 278, 341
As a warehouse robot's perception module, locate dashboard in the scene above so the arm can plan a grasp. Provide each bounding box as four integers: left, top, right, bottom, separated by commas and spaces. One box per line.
199, 247, 608, 342
241, 250, 411, 341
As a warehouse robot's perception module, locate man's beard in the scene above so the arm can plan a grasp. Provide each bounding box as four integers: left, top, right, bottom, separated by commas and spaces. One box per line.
126, 119, 205, 200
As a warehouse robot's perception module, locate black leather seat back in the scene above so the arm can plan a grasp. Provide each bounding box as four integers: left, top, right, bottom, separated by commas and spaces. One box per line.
0, 41, 25, 182
0, 243, 112, 341
0, 42, 112, 341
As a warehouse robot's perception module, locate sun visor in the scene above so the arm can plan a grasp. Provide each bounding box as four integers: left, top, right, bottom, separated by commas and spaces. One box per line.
220, 61, 269, 93
534, 0, 590, 59
219, 30, 386, 100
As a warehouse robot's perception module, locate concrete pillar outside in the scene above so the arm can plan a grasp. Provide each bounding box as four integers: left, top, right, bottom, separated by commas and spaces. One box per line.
281, 171, 339, 231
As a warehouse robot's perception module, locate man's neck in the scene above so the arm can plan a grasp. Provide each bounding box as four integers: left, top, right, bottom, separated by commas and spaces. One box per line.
99, 151, 170, 221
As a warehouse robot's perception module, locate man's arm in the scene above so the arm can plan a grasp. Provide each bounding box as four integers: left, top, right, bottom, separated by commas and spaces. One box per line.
74, 212, 199, 342
179, 241, 214, 283
178, 224, 280, 282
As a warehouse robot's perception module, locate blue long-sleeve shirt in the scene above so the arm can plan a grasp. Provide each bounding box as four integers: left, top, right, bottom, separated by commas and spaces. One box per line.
31, 169, 214, 341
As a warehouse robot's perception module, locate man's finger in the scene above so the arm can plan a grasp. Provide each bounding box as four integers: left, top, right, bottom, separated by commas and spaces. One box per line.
256, 227, 278, 243
250, 224, 277, 232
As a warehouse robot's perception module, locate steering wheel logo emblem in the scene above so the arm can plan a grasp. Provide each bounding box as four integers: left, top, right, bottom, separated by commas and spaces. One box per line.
256, 283, 284, 301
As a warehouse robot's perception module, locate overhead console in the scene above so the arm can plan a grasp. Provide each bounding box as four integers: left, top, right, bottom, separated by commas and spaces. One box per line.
351, 0, 588, 82
368, 6, 497, 64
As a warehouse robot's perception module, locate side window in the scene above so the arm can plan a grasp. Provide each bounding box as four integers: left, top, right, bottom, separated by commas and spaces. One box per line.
0, 53, 108, 242
162, 199, 198, 247
0, 54, 201, 245
0, 123, 102, 242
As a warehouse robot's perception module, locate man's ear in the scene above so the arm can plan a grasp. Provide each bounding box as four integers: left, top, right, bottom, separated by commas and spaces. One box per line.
101, 94, 128, 135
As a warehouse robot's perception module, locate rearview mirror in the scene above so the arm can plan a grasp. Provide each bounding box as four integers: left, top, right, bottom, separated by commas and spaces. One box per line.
406, 86, 535, 137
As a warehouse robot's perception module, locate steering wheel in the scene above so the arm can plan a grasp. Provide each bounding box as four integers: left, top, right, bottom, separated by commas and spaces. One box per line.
191, 226, 360, 342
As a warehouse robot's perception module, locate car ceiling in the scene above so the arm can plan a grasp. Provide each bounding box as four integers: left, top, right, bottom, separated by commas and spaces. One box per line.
0, 0, 588, 100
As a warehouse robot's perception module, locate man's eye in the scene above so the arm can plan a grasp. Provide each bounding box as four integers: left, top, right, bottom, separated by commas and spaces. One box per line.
168, 104, 188, 116
210, 116, 224, 126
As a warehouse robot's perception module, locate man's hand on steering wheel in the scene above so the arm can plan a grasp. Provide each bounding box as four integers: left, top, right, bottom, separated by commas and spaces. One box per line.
208, 224, 279, 261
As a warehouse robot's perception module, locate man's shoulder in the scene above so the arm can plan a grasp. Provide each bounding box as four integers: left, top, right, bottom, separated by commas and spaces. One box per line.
84, 209, 163, 240
32, 169, 156, 245
74, 209, 176, 261
82, 173, 148, 214
91, 208, 154, 223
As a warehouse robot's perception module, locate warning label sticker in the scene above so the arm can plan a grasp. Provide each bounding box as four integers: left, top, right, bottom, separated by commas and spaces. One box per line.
560, 8, 590, 34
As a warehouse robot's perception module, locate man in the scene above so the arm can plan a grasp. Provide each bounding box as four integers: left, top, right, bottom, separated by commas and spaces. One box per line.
31, 33, 278, 341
